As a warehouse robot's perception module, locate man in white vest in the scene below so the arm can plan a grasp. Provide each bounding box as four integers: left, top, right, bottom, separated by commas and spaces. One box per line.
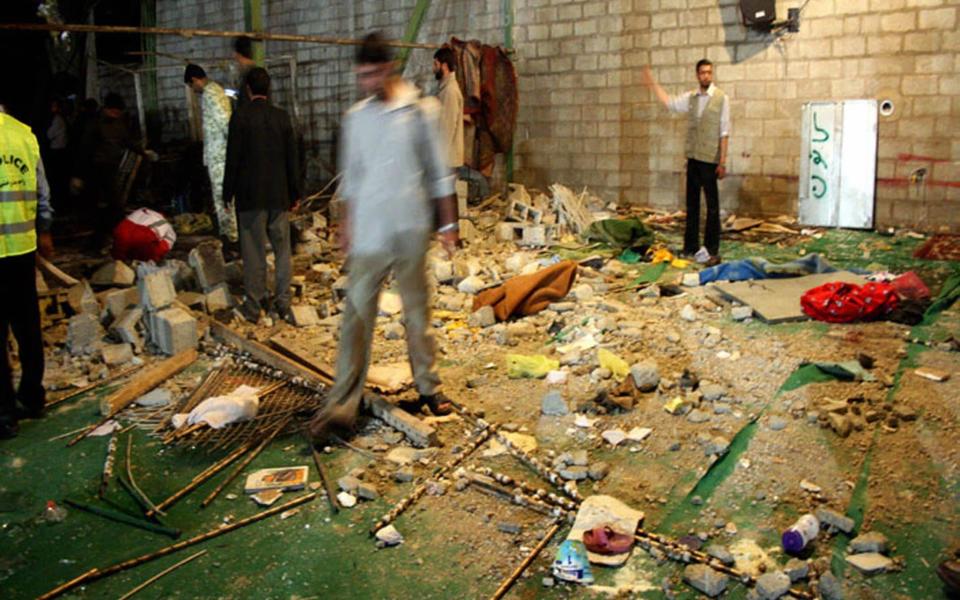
643, 59, 730, 265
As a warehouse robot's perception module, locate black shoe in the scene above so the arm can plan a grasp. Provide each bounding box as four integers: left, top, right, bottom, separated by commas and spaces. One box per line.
237, 298, 261, 324
418, 392, 456, 416
0, 420, 19, 440
14, 405, 44, 420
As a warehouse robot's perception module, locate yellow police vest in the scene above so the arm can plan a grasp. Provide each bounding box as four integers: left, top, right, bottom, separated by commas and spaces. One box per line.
0, 113, 39, 258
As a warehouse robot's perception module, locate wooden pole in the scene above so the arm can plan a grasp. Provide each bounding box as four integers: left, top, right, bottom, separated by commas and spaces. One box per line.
37, 493, 316, 600
116, 550, 207, 600
146, 443, 251, 517
0, 22, 441, 49
489, 521, 562, 600
68, 349, 197, 447
199, 416, 291, 507
99, 349, 197, 415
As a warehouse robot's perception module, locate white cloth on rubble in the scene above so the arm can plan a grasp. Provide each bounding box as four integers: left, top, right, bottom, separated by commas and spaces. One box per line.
171, 385, 260, 429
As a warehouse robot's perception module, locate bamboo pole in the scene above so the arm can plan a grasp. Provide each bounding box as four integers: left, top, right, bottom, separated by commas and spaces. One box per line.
146, 443, 251, 517
46, 365, 143, 408
200, 416, 291, 507
489, 521, 562, 600
116, 550, 207, 600
0, 22, 441, 49
311, 447, 339, 514
37, 492, 316, 600
99, 433, 118, 498
124, 435, 165, 517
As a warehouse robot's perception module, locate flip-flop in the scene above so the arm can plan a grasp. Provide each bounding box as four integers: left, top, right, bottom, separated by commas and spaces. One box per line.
582, 525, 634, 555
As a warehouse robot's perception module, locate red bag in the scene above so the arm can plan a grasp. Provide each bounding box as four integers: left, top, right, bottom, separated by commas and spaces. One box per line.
801, 281, 899, 323
889, 271, 930, 301
112, 208, 176, 262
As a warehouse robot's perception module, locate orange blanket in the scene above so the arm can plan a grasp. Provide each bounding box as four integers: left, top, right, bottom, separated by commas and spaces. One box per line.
472, 260, 578, 321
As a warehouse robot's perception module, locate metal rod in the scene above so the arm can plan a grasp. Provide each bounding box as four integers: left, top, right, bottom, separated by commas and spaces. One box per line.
489, 521, 562, 600
116, 550, 207, 600
38, 492, 316, 600
0, 22, 441, 49
63, 499, 181, 539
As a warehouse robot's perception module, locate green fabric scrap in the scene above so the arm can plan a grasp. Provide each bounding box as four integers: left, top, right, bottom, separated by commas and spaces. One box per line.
584, 218, 654, 250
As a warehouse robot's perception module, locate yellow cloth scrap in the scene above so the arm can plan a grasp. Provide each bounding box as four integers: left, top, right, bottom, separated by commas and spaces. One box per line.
663, 396, 689, 415
506, 354, 560, 379
647, 246, 690, 269
598, 348, 630, 380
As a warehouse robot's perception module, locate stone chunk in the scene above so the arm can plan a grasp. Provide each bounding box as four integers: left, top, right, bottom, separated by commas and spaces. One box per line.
731, 306, 753, 321
68, 281, 100, 315
67, 313, 103, 355
111, 307, 144, 350
541, 391, 569, 416
136, 388, 172, 407
683, 564, 728, 597
849, 532, 889, 555
680, 304, 698, 322
699, 381, 726, 402
337, 475, 361, 493
383, 322, 405, 340
101, 343, 133, 366
630, 360, 660, 392
91, 260, 136, 287
845, 552, 892, 575
704, 436, 730, 456
705, 545, 735, 566
756, 571, 791, 599
784, 558, 809, 582
150, 307, 198, 355
457, 275, 485, 294
289, 305, 320, 327
394, 467, 415, 483
818, 572, 844, 600
816, 508, 855, 534
828, 413, 852, 437
102, 288, 139, 320
558, 466, 588, 481
138, 269, 177, 311
497, 522, 522, 534
188, 240, 227, 290
588, 462, 610, 481
356, 482, 379, 500
468, 305, 496, 328
203, 283, 234, 312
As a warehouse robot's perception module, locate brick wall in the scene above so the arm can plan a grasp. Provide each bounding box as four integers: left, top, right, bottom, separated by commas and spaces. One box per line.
139, 0, 959, 229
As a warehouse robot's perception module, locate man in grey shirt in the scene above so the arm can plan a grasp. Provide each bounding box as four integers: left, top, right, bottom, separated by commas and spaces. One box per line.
309, 33, 460, 443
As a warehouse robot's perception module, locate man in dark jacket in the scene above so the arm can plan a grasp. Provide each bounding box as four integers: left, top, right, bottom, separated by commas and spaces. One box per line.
223, 67, 301, 323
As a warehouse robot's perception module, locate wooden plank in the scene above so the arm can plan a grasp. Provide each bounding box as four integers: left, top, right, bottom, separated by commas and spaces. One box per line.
209, 322, 329, 387
712, 271, 867, 324
269, 336, 409, 393
99, 349, 197, 415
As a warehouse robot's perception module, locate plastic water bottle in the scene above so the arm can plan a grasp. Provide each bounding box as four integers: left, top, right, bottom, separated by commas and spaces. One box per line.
42, 500, 67, 524
782, 514, 819, 553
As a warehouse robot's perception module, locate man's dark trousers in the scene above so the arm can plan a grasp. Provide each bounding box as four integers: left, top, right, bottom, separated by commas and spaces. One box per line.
684, 158, 720, 256
0, 251, 45, 427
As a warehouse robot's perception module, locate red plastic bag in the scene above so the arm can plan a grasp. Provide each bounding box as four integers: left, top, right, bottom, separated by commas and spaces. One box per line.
801, 281, 899, 323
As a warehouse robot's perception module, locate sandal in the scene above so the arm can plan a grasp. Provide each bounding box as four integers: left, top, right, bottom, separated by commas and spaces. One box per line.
582, 525, 634, 555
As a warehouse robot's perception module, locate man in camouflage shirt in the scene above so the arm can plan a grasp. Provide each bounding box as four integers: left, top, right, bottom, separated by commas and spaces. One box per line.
185, 64, 238, 242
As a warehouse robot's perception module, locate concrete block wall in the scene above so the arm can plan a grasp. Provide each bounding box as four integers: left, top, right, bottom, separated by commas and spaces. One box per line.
142, 0, 960, 229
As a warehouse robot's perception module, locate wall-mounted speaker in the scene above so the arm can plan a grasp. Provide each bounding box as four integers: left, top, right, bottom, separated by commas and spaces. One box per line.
740, 0, 776, 27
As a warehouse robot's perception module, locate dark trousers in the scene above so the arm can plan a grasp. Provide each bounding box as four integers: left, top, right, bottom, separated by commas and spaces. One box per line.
684, 158, 721, 256
0, 251, 45, 425
237, 209, 292, 311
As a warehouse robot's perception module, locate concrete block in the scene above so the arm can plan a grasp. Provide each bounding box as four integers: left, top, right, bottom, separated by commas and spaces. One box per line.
495, 222, 520, 242
101, 343, 133, 366
111, 307, 144, 351
188, 240, 227, 290
138, 269, 177, 311
151, 307, 198, 355
67, 281, 100, 315
468, 305, 496, 328
176, 291, 206, 311
101, 288, 139, 320
67, 313, 103, 355
520, 225, 547, 247
290, 305, 320, 327
203, 283, 234, 312
90, 260, 136, 287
